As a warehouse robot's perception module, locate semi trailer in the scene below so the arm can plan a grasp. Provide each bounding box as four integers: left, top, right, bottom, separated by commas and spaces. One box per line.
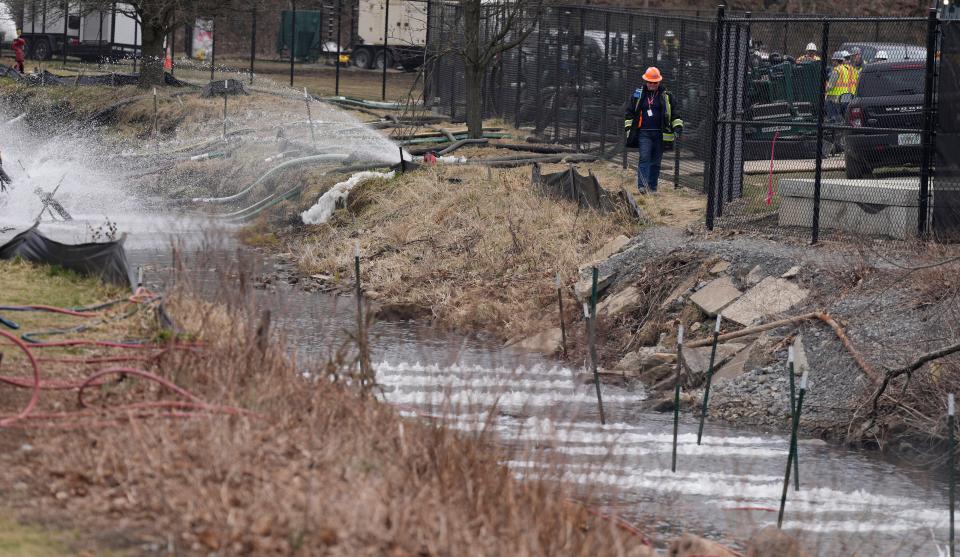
17, 1, 140, 62
276, 0, 427, 71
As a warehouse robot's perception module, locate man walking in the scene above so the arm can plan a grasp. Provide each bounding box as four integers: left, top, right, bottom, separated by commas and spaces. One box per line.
11, 30, 26, 74
623, 67, 683, 194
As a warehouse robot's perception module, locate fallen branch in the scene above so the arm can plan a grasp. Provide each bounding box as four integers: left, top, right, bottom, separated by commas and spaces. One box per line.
685, 312, 880, 383
870, 339, 960, 415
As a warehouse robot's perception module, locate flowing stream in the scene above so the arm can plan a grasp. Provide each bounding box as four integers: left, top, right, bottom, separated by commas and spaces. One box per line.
0, 95, 951, 556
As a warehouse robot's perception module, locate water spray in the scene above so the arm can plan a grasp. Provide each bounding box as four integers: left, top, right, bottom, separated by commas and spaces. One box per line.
778, 370, 808, 528
951, 393, 956, 557
672, 323, 684, 473
588, 266, 605, 425
303, 87, 317, 148
696, 314, 721, 445
555, 272, 567, 357
788, 345, 799, 491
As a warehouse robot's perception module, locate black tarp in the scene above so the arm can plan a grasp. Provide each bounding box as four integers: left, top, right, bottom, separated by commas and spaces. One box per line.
0, 228, 134, 289
532, 163, 618, 212
201, 78, 249, 98
0, 64, 187, 87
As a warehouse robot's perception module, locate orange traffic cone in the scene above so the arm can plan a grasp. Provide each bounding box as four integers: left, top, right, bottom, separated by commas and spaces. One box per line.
163, 45, 173, 71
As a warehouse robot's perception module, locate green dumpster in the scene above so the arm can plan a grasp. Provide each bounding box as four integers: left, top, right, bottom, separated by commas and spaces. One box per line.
277, 10, 323, 62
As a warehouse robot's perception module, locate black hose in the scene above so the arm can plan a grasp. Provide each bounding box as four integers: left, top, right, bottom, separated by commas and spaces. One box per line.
438, 138, 488, 156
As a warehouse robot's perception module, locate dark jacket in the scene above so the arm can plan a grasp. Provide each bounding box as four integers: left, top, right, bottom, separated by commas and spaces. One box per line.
623, 86, 683, 148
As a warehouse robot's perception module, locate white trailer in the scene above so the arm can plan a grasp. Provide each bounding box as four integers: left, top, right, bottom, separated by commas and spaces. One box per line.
19, 1, 140, 61
351, 0, 428, 70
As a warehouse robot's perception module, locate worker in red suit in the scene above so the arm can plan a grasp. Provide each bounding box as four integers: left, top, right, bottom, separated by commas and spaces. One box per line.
12, 30, 26, 74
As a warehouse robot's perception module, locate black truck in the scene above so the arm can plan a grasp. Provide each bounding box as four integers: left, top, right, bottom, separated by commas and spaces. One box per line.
843, 60, 926, 179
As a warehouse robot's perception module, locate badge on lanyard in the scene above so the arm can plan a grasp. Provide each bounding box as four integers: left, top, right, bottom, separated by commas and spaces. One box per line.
646, 95, 655, 118
647, 109, 653, 117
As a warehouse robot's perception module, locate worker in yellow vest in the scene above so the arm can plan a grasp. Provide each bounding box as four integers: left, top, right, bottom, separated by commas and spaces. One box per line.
825, 50, 854, 122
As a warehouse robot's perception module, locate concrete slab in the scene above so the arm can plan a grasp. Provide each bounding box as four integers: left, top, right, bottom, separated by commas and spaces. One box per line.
710, 260, 732, 275
724, 277, 809, 326
579, 235, 631, 271
682, 343, 747, 384
689, 277, 742, 317
574, 267, 615, 302
778, 178, 922, 240
597, 285, 642, 318
517, 327, 563, 354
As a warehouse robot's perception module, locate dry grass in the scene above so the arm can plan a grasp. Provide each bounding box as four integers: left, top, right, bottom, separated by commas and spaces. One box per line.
292, 164, 640, 339
0, 256, 647, 556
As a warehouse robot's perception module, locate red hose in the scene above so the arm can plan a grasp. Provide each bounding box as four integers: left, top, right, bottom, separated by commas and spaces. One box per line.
0, 330, 41, 427
77, 367, 204, 408
0, 305, 99, 317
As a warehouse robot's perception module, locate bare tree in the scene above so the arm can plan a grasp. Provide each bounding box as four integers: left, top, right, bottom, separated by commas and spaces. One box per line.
452, 0, 540, 139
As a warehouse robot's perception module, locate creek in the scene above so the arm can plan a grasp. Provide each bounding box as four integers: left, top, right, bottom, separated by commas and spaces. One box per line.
0, 99, 950, 556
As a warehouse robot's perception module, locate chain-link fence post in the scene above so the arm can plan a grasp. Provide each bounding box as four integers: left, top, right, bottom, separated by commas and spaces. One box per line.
705, 5, 726, 231
623, 14, 635, 170
553, 12, 562, 142
600, 12, 611, 158
335, 0, 343, 95
673, 18, 685, 189
726, 22, 743, 204
250, 5, 257, 85
919, 8, 939, 237
382, 0, 389, 101
575, 8, 586, 152
535, 10, 544, 134
811, 20, 831, 245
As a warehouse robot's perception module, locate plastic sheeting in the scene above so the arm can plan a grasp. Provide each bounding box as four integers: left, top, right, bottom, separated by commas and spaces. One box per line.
0, 65, 186, 87
934, 19, 960, 241
0, 228, 134, 289
531, 163, 618, 212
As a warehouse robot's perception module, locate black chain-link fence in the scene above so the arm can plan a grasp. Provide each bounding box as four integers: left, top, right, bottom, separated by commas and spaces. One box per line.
426, 4, 717, 191
705, 9, 955, 242
934, 17, 960, 242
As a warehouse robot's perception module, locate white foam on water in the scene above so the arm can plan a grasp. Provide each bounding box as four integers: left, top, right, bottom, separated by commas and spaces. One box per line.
374, 361, 580, 378
380, 389, 637, 408
378, 375, 579, 392
301, 171, 395, 225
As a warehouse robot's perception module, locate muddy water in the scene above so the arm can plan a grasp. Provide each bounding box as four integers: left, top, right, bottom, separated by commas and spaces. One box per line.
120, 241, 950, 556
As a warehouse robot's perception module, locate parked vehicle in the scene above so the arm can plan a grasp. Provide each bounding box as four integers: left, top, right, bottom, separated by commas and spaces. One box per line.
843, 60, 925, 178
351, 0, 426, 70
18, 1, 140, 62
837, 42, 926, 63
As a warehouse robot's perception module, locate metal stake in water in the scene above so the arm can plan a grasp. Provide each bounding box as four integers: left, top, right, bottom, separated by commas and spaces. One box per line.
696, 314, 722, 445
222, 80, 229, 140
152, 87, 159, 154
588, 267, 605, 425
672, 324, 684, 472
788, 346, 800, 491
556, 272, 567, 357
304, 87, 317, 148
778, 371, 808, 528
950, 393, 956, 557
137, 266, 144, 288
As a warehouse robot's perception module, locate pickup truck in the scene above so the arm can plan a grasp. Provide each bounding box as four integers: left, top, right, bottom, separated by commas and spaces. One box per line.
844, 61, 925, 179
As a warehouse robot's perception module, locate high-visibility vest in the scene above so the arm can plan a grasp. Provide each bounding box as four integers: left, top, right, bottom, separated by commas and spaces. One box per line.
827, 64, 854, 98
849, 65, 862, 95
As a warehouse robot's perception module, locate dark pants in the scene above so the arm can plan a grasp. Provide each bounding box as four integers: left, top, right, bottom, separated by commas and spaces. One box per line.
636, 129, 664, 192
15, 59, 24, 73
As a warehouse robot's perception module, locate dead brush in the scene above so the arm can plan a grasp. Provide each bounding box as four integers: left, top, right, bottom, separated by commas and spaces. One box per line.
294, 164, 638, 340
5, 249, 644, 556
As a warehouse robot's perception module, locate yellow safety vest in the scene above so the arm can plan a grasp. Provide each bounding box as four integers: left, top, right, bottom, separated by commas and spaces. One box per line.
827, 64, 854, 98
849, 65, 861, 95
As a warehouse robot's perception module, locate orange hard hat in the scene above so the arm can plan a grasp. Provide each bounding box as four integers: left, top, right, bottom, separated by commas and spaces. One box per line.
642, 67, 663, 82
